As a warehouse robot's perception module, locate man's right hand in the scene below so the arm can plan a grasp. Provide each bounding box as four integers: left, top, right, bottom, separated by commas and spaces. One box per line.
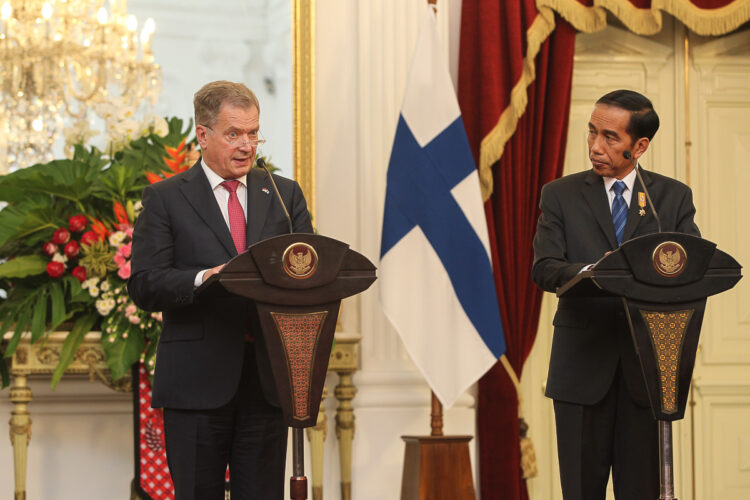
202, 264, 225, 282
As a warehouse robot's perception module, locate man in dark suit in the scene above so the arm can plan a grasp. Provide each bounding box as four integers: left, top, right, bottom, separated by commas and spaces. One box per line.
129, 80, 313, 499
532, 90, 700, 500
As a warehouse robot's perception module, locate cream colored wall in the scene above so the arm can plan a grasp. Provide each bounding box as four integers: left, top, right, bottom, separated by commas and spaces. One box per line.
524, 19, 750, 500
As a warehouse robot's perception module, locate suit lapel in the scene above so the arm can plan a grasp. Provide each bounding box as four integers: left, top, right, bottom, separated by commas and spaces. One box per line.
621, 167, 653, 243
179, 161, 237, 257
246, 168, 273, 245
581, 170, 618, 250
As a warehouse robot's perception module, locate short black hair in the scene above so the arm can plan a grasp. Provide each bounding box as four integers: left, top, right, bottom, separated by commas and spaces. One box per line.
596, 89, 660, 142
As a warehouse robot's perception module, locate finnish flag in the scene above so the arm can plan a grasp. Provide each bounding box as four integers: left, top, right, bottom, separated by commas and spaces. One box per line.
379, 12, 506, 408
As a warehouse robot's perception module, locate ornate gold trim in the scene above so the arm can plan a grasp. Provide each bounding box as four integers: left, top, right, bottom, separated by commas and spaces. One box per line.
293, 0, 316, 218
479, 0, 750, 200
538, 0, 750, 37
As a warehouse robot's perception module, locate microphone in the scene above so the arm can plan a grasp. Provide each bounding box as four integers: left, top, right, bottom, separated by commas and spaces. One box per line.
622, 151, 662, 233
256, 158, 294, 234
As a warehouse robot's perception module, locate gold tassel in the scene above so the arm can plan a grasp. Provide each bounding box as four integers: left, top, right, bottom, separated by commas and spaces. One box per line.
520, 418, 538, 479
499, 355, 538, 480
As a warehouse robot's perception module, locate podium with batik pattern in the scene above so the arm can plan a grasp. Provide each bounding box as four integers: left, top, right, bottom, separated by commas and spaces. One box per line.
558, 232, 742, 500
197, 233, 376, 499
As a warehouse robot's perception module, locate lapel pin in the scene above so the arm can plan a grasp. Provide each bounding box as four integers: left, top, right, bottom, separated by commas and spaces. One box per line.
262, 187, 270, 195
638, 192, 647, 216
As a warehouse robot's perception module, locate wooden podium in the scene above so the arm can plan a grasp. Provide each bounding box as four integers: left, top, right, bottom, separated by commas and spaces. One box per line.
197, 233, 376, 499
557, 232, 742, 500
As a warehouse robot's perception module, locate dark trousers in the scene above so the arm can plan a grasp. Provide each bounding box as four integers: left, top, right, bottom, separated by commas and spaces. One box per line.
553, 364, 659, 500
163, 343, 287, 500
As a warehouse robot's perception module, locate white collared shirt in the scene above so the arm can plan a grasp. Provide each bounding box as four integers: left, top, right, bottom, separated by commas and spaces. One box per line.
579, 165, 639, 273
603, 166, 637, 213
194, 160, 249, 287
201, 159, 248, 226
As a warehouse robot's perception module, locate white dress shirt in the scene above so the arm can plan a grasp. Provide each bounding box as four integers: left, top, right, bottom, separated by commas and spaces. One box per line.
603, 166, 637, 212
580, 165, 639, 273
194, 160, 248, 286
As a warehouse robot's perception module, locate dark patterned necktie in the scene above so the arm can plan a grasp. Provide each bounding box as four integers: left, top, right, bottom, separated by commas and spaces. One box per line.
612, 180, 627, 246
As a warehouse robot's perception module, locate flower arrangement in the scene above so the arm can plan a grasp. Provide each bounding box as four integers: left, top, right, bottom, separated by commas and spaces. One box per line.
0, 117, 195, 388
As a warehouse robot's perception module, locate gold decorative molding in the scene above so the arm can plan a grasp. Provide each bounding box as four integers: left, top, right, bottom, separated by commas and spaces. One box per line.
293, 0, 316, 218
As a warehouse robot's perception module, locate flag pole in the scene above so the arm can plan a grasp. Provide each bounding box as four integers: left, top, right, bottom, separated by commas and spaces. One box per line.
430, 391, 444, 436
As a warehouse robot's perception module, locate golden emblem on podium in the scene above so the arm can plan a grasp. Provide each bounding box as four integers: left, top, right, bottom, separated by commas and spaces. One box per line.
283, 242, 319, 279
652, 241, 687, 277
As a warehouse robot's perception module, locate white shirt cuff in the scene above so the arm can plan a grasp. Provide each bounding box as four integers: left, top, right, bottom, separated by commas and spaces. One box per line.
578, 264, 595, 274
194, 270, 208, 287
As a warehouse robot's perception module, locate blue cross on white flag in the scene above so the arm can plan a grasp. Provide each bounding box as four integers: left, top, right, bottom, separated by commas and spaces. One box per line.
379, 11, 506, 409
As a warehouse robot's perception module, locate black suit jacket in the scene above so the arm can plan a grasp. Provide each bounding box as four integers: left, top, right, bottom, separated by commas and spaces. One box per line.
531, 167, 700, 406
129, 161, 313, 409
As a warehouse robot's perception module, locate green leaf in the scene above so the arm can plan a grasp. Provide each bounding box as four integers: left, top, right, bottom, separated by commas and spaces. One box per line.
30, 291, 48, 343
0, 197, 58, 252
0, 355, 9, 388
50, 312, 97, 389
3, 307, 31, 359
0, 158, 103, 205
0, 255, 49, 278
102, 326, 145, 381
49, 281, 66, 328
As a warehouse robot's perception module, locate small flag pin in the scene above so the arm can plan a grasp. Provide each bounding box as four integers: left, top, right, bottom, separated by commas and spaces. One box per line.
262, 187, 270, 195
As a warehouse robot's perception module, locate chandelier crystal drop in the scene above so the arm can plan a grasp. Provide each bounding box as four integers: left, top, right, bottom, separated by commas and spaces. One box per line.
0, 0, 161, 170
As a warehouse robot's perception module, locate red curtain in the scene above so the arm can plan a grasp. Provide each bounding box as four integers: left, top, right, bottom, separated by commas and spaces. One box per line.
458, 3, 576, 499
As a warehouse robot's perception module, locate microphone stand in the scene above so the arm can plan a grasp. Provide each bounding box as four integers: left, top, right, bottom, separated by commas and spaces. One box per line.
257, 158, 294, 235
628, 153, 678, 499
255, 157, 306, 499
631, 156, 662, 233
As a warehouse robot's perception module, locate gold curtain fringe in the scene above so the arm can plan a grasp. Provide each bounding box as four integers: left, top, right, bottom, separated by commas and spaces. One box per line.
479, 0, 750, 200
537, 0, 750, 37
479, 8, 557, 201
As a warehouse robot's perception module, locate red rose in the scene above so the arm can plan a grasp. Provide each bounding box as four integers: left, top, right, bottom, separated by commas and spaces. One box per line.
71, 266, 87, 282
81, 231, 99, 246
68, 214, 88, 232
42, 241, 58, 256
63, 240, 80, 258
52, 228, 70, 245
46, 261, 65, 278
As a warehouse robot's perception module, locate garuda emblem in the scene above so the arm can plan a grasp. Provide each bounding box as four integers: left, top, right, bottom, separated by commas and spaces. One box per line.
652, 241, 687, 277
282, 242, 318, 279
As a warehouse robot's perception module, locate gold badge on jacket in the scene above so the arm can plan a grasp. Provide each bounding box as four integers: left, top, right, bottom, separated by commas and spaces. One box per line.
282, 242, 318, 279
638, 192, 647, 216
652, 241, 687, 277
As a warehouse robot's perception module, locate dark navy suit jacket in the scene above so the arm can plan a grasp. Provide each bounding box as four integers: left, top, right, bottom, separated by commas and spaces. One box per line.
532, 167, 700, 406
129, 160, 313, 409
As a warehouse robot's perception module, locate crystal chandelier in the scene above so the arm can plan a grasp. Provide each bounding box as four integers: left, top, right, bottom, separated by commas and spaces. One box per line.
0, 0, 161, 171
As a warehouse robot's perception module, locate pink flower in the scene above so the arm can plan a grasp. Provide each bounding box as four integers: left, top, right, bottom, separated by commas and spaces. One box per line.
128, 315, 140, 324
117, 260, 131, 279
118, 242, 132, 258
114, 253, 127, 267
124, 227, 134, 238
125, 304, 137, 316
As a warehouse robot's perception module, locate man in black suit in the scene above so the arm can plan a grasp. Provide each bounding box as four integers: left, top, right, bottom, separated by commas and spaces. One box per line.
129, 80, 313, 499
532, 90, 700, 500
